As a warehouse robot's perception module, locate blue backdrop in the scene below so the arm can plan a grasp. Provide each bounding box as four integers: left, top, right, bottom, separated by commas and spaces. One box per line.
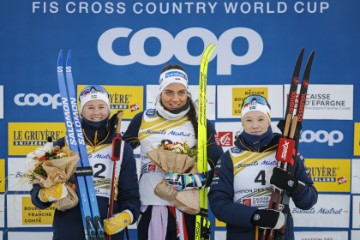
1, 0, 359, 239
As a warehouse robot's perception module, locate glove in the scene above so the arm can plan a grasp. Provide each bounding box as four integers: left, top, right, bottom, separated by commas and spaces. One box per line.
266, 167, 305, 195
164, 172, 207, 191
251, 209, 285, 230
38, 182, 68, 202
104, 210, 132, 235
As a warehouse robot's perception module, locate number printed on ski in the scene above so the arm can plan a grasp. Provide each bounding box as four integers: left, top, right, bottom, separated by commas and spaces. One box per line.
57, 50, 105, 240
262, 49, 315, 240
195, 43, 216, 240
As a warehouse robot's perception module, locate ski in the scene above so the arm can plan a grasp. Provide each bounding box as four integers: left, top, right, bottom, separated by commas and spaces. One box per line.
57, 50, 105, 240
195, 43, 216, 240
262, 49, 315, 240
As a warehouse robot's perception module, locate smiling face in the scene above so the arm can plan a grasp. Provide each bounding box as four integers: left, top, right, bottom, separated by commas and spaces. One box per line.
242, 111, 270, 136
160, 82, 188, 111
81, 99, 110, 122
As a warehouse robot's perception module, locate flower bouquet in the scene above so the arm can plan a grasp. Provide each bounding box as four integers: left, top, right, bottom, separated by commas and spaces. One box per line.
26, 140, 79, 211
146, 140, 200, 215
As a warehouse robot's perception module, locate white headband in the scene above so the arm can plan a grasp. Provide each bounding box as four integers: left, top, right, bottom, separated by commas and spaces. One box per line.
241, 96, 271, 121
158, 69, 189, 93
79, 87, 111, 113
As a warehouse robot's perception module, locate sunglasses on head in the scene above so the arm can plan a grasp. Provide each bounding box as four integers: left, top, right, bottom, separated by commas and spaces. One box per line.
241, 95, 271, 109
79, 85, 108, 97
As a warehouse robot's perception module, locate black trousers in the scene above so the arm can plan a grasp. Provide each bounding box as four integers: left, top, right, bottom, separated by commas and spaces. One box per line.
137, 206, 195, 240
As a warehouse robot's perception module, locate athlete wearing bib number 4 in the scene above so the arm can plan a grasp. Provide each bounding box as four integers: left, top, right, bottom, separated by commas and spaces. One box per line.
30, 85, 140, 240
208, 95, 318, 240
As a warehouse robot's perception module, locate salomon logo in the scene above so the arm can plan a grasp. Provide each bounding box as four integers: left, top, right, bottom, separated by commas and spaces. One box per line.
98, 27, 263, 75
69, 97, 85, 145
300, 130, 343, 146
14, 93, 61, 109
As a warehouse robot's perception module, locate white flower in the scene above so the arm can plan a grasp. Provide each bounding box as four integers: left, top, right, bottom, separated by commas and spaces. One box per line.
25, 142, 54, 171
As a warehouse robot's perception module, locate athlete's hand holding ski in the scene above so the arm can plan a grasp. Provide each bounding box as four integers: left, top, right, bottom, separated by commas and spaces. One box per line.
57, 50, 105, 240
104, 110, 131, 239
251, 209, 285, 230
262, 48, 315, 240
266, 167, 305, 195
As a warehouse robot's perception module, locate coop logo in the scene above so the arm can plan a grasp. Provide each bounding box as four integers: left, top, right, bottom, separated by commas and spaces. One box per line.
14, 93, 61, 109
299, 130, 343, 146
98, 27, 263, 75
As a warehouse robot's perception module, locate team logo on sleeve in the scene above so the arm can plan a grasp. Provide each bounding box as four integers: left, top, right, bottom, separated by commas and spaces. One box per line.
230, 147, 241, 153
146, 109, 156, 116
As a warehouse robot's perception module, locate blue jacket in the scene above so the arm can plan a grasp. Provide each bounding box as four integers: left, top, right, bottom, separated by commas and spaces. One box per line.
30, 118, 140, 240
208, 132, 318, 240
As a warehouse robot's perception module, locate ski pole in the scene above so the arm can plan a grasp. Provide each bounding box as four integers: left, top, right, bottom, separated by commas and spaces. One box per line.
107, 111, 124, 240
262, 49, 315, 240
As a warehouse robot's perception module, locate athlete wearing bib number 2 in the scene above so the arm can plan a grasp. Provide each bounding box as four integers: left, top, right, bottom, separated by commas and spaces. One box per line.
208, 95, 318, 240
30, 85, 140, 240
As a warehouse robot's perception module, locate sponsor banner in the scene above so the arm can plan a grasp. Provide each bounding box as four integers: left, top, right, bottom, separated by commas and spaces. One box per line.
7, 232, 138, 240
297, 121, 350, 158
7, 157, 32, 192
78, 85, 143, 119
217, 85, 283, 119
352, 159, 360, 194
284, 84, 353, 120
216, 131, 234, 148
14, 92, 61, 110
214, 122, 239, 152
0, 85, 3, 119
7, 194, 54, 227
7, 232, 53, 240
146, 85, 216, 120
215, 218, 226, 227
214, 230, 226, 240
8, 122, 66, 156
0, 195, 4, 227
290, 194, 350, 228
214, 121, 281, 152
2, 0, 360, 238
352, 230, 360, 240
294, 231, 348, 240
353, 195, 360, 228
306, 159, 351, 192
0, 159, 4, 192
354, 123, 360, 156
